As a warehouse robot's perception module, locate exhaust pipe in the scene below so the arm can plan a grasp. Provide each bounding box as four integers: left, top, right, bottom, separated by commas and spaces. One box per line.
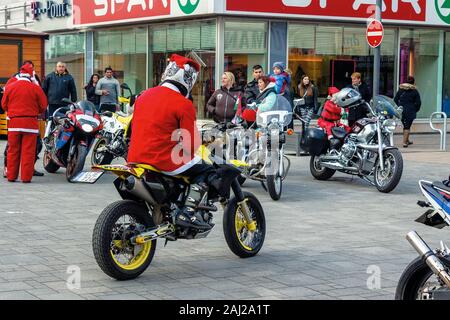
407, 231, 450, 288
123, 176, 157, 205
320, 161, 358, 172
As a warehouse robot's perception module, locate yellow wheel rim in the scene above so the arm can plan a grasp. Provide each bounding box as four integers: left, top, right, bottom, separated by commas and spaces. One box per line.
235, 207, 256, 251
110, 240, 152, 271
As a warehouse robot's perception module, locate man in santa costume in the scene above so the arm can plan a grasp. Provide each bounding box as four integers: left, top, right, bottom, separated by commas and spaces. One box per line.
1, 63, 48, 183
128, 54, 231, 231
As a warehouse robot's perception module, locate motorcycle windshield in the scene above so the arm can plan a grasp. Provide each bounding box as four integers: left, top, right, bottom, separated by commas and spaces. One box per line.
256, 95, 293, 128
76, 100, 97, 116
372, 95, 402, 119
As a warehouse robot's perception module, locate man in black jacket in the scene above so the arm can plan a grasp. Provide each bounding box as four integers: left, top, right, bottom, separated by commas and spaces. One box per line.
346, 72, 371, 126
42, 61, 77, 139
244, 65, 264, 104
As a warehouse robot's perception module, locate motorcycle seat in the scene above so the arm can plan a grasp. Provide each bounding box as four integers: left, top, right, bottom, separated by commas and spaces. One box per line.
331, 127, 347, 140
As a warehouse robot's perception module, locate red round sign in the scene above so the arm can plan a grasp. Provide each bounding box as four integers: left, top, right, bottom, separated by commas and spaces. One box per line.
366, 20, 384, 48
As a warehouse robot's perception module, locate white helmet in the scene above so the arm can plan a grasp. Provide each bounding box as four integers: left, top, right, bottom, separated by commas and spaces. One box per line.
334, 88, 362, 107
161, 54, 200, 97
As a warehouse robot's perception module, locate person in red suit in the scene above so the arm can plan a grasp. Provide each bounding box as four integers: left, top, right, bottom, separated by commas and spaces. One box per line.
128, 54, 226, 231
1, 63, 48, 183
318, 87, 351, 139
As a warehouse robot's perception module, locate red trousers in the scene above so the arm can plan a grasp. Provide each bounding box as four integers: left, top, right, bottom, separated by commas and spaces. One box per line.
7, 131, 37, 182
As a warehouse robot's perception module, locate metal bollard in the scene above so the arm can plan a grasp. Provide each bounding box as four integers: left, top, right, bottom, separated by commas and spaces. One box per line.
429, 112, 448, 151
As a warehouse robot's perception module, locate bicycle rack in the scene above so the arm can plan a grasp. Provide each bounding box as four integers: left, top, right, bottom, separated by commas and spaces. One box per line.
429, 112, 448, 151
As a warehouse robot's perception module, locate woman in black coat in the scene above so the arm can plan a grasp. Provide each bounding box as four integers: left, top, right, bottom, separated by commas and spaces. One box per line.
85, 74, 101, 111
394, 76, 421, 148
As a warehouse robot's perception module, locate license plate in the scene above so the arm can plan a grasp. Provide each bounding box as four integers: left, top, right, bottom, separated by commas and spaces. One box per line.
71, 171, 105, 184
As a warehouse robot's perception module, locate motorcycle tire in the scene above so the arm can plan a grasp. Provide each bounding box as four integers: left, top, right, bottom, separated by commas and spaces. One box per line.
92, 200, 156, 281
310, 155, 336, 180
43, 151, 60, 173
223, 192, 265, 258
91, 138, 114, 166
267, 174, 282, 201
66, 144, 88, 182
374, 148, 403, 193
395, 256, 450, 300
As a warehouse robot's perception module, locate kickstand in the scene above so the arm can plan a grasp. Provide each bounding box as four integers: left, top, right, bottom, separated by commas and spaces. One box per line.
164, 238, 169, 247
261, 181, 268, 192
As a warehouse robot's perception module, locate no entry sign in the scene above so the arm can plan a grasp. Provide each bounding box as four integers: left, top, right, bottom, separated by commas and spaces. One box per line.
366, 19, 384, 48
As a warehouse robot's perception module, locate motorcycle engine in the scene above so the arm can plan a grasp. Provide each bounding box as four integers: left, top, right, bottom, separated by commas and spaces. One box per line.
340, 135, 358, 163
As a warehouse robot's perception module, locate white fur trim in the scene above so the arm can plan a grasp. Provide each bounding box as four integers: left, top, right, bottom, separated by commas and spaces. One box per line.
161, 82, 181, 93
7, 128, 39, 134
162, 156, 202, 176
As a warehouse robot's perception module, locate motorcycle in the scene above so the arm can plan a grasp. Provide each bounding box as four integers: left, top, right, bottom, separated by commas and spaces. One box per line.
201, 98, 293, 201
43, 99, 102, 182
396, 177, 450, 300
303, 94, 403, 193
89, 146, 266, 280
91, 83, 136, 166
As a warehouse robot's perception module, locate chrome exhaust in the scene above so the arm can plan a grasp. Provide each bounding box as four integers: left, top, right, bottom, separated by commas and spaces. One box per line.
122, 176, 157, 205
407, 231, 450, 288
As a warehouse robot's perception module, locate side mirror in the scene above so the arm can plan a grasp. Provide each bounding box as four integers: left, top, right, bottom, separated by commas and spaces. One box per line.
61, 98, 72, 104
121, 83, 131, 91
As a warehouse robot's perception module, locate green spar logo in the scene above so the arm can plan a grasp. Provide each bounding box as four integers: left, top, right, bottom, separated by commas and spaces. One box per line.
436, 0, 450, 24
178, 0, 200, 15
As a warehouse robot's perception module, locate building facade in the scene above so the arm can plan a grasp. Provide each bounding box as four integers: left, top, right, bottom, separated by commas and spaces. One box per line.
20, 0, 450, 119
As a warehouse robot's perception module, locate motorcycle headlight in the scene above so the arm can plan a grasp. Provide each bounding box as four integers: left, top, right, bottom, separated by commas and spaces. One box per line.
82, 124, 94, 133
383, 119, 397, 133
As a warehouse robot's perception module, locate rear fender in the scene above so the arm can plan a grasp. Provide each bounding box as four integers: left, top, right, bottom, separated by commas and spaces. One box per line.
92, 164, 145, 180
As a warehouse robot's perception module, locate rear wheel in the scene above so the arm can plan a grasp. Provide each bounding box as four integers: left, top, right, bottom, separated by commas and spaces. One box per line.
66, 144, 88, 182
223, 192, 265, 258
374, 149, 403, 193
310, 155, 336, 180
92, 200, 156, 281
91, 138, 114, 166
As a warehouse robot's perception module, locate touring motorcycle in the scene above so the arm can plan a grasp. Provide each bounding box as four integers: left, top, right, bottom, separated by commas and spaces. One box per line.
43, 99, 102, 182
396, 177, 450, 300
201, 97, 293, 201
302, 90, 403, 193
88, 146, 266, 280
91, 83, 136, 166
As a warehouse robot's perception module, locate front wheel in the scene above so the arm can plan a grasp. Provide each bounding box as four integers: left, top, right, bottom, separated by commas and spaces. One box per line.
91, 137, 114, 166
223, 192, 266, 258
66, 144, 88, 182
374, 148, 403, 193
43, 151, 60, 173
395, 256, 450, 300
92, 200, 157, 281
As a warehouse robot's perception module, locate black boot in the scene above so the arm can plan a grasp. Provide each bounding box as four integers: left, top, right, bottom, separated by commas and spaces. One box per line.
176, 183, 212, 231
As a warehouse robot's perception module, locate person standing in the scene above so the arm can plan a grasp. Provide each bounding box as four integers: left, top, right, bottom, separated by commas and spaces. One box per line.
85, 74, 101, 111
1, 63, 47, 183
244, 65, 264, 104
95, 67, 121, 113
394, 76, 421, 148
346, 72, 371, 126
206, 72, 243, 123
42, 61, 77, 140
296, 75, 318, 130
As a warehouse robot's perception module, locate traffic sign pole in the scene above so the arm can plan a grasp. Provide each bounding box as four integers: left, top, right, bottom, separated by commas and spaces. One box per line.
373, 0, 382, 98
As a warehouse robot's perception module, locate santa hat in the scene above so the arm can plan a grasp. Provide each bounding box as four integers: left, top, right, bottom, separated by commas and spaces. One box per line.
169, 54, 200, 72
328, 87, 340, 95
20, 63, 33, 77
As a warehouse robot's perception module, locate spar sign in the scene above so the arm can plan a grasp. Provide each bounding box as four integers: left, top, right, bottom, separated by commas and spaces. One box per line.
72, 0, 209, 26
226, 0, 426, 23
366, 19, 384, 48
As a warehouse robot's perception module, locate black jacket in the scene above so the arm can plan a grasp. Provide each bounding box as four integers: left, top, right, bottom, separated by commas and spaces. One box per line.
394, 83, 421, 120
207, 86, 244, 123
298, 84, 318, 110
244, 79, 260, 104
42, 72, 77, 105
85, 83, 100, 106
347, 82, 371, 122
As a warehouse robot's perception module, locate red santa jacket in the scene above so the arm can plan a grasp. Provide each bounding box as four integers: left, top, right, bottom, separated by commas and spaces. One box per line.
1, 77, 48, 133
127, 85, 201, 175
320, 100, 342, 122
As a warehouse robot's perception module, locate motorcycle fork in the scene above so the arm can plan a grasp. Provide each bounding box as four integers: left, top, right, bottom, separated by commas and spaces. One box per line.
231, 179, 257, 232
376, 118, 385, 171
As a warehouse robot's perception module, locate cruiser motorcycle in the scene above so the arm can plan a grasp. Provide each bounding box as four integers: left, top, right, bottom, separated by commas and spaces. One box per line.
303, 92, 403, 193
89, 146, 266, 280
43, 99, 102, 182
91, 83, 136, 166
396, 177, 450, 300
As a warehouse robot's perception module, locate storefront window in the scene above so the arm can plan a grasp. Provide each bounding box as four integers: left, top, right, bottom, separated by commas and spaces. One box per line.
400, 29, 440, 119
149, 20, 216, 119
94, 27, 147, 96
442, 32, 450, 117
288, 24, 396, 104
45, 33, 85, 98
224, 21, 267, 88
